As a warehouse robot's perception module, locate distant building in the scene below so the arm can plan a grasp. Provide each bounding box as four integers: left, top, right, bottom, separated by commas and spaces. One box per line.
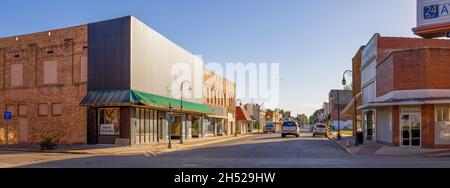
329, 90, 353, 130
266, 109, 282, 132
203, 69, 236, 137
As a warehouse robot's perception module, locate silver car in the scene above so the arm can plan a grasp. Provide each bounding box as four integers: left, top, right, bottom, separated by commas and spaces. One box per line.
281, 121, 300, 138
312, 124, 328, 137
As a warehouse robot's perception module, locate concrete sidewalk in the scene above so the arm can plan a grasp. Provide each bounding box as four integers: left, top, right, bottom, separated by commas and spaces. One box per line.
0, 134, 251, 155
329, 133, 450, 157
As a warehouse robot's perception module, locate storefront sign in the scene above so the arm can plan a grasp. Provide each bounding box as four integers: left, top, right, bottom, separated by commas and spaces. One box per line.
418, 0, 450, 27
100, 124, 115, 135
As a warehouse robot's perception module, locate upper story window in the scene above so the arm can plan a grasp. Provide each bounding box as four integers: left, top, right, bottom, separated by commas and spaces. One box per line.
6, 104, 16, 116
436, 107, 450, 122
80, 56, 88, 82
10, 64, 23, 87
43, 61, 58, 84
52, 103, 62, 116
18, 104, 28, 116
38, 103, 49, 116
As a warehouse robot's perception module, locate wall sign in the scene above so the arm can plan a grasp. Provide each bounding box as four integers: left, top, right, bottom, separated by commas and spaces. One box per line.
100, 124, 116, 136
418, 0, 450, 27
4, 112, 12, 121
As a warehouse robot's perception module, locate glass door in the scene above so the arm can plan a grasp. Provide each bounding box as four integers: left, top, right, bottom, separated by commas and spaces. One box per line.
400, 113, 421, 147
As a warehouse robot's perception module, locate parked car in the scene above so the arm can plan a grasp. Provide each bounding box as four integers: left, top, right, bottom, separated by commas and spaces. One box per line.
312, 123, 328, 137
264, 123, 276, 133
281, 121, 300, 138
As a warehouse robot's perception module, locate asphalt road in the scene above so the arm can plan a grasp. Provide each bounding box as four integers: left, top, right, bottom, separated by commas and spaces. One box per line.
2, 133, 450, 168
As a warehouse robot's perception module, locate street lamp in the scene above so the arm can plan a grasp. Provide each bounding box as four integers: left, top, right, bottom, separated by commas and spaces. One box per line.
235, 99, 242, 137
168, 103, 173, 149
180, 80, 192, 144
342, 70, 358, 146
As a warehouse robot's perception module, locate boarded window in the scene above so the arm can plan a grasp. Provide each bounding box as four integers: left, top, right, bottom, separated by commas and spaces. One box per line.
11, 64, 23, 86
38, 104, 49, 116
18, 104, 28, 116
43, 61, 58, 84
6, 104, 16, 116
52, 103, 62, 116
80, 56, 87, 82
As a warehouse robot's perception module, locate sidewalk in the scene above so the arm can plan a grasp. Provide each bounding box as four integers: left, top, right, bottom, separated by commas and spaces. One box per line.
328, 133, 450, 157
0, 134, 251, 155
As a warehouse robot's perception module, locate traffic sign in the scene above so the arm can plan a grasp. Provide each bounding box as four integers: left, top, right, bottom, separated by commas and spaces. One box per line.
4, 112, 12, 121
167, 114, 175, 124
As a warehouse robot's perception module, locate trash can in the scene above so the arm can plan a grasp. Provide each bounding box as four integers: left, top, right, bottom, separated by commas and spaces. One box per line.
357, 131, 364, 144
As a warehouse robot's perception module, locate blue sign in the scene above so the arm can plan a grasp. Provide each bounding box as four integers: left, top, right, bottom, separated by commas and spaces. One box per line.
167, 114, 175, 124
424, 4, 440, 19
4, 112, 12, 121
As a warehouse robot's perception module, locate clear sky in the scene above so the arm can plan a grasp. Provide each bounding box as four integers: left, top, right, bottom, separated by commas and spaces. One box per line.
0, 0, 417, 116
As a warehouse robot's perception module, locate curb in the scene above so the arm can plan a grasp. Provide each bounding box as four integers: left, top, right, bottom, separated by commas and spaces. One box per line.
0, 135, 252, 155
328, 137, 352, 154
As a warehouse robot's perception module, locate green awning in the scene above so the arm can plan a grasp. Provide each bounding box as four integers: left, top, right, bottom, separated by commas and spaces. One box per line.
80, 89, 212, 114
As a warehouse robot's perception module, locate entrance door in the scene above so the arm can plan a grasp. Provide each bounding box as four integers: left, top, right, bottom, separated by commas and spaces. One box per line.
366, 111, 373, 140
192, 117, 200, 138
400, 113, 421, 147
19, 119, 28, 144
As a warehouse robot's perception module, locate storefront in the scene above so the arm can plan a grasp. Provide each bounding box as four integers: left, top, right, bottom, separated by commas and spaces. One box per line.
204, 105, 228, 136
236, 106, 252, 134
81, 90, 211, 146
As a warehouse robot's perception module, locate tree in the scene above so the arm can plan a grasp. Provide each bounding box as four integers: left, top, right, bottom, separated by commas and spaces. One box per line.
295, 114, 309, 126
308, 109, 322, 124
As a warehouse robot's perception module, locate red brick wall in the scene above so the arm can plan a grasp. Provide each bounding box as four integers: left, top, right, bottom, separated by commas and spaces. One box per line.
376, 55, 394, 97
352, 47, 363, 96
422, 104, 435, 148
377, 37, 450, 64
377, 48, 450, 97
0, 25, 88, 144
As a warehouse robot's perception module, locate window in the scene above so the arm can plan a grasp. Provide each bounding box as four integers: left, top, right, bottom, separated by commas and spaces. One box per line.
43, 61, 58, 84
38, 104, 49, 116
18, 104, 27, 116
98, 108, 120, 136
11, 64, 23, 87
436, 107, 450, 122
6, 104, 16, 116
80, 56, 87, 82
51, 103, 62, 116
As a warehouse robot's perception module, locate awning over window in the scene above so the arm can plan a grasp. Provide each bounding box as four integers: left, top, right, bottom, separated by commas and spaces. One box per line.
236, 106, 252, 121
80, 89, 212, 114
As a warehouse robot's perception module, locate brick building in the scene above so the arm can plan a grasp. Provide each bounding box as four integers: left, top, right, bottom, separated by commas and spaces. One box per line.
203, 69, 236, 136
342, 46, 364, 136
357, 33, 450, 148
328, 90, 353, 130
1, 16, 216, 146
0, 25, 88, 144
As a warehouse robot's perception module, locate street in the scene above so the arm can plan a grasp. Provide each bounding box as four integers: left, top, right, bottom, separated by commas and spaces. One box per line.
2, 133, 450, 168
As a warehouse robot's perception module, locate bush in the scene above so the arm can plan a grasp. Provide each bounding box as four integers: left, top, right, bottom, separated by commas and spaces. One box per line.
40, 137, 59, 150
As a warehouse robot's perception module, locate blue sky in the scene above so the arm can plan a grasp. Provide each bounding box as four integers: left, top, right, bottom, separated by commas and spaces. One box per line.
0, 0, 417, 115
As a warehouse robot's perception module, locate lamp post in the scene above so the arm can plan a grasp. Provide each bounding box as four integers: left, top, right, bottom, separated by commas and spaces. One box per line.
168, 103, 173, 149
180, 80, 192, 144
235, 99, 242, 137
342, 70, 358, 146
